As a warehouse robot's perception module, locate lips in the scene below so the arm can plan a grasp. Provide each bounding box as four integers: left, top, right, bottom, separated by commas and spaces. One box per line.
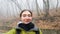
25, 19, 31, 22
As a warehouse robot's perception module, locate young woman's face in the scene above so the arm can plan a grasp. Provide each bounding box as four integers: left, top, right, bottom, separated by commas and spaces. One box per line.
21, 11, 32, 24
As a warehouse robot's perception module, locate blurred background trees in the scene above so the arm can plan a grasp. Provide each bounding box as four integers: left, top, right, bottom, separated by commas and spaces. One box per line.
0, 0, 60, 33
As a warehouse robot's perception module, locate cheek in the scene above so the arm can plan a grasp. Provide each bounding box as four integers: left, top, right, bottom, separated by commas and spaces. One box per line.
21, 17, 32, 22
29, 17, 32, 20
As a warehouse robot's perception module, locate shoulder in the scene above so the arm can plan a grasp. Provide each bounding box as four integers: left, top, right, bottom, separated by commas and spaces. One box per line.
5, 28, 16, 34
39, 28, 42, 34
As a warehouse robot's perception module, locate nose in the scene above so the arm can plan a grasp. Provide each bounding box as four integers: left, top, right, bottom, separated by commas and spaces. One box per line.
26, 16, 29, 18
25, 16, 30, 19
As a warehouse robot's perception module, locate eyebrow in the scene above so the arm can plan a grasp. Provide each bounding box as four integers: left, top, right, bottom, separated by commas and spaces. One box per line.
22, 13, 32, 16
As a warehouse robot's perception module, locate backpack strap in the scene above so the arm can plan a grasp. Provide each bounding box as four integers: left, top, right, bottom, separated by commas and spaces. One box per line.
34, 29, 40, 34
16, 29, 21, 34
35, 31, 40, 34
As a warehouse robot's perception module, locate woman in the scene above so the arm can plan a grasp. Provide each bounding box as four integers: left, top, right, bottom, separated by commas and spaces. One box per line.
5, 9, 42, 34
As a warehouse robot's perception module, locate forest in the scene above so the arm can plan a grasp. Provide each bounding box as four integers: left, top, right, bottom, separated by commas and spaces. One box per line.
0, 0, 60, 34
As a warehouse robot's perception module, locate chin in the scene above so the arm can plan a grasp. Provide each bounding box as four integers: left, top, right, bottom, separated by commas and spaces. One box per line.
24, 22, 30, 24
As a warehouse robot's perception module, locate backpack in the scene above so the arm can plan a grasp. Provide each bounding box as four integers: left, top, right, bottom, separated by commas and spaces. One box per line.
16, 29, 40, 34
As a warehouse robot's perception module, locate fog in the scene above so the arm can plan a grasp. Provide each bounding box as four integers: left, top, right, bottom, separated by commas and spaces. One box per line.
0, 0, 60, 18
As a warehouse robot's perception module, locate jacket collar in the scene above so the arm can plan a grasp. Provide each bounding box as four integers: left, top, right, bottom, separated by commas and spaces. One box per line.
15, 21, 39, 31
15, 25, 39, 31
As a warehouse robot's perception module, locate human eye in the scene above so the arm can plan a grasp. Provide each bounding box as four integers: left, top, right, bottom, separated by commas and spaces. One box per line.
28, 14, 31, 17
23, 14, 26, 17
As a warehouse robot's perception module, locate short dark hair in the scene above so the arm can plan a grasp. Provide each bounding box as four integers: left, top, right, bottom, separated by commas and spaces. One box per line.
20, 9, 32, 17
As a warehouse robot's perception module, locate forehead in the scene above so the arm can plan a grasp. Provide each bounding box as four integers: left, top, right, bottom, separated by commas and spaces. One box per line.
22, 11, 31, 15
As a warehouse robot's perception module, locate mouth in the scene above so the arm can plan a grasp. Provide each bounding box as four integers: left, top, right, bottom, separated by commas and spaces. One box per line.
25, 19, 31, 22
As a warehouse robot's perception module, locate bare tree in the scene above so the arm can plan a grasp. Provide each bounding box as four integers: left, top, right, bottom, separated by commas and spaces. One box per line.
11, 0, 22, 17
26, 0, 30, 9
35, 0, 40, 16
11, 0, 22, 10
43, 0, 49, 17
56, 0, 59, 12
